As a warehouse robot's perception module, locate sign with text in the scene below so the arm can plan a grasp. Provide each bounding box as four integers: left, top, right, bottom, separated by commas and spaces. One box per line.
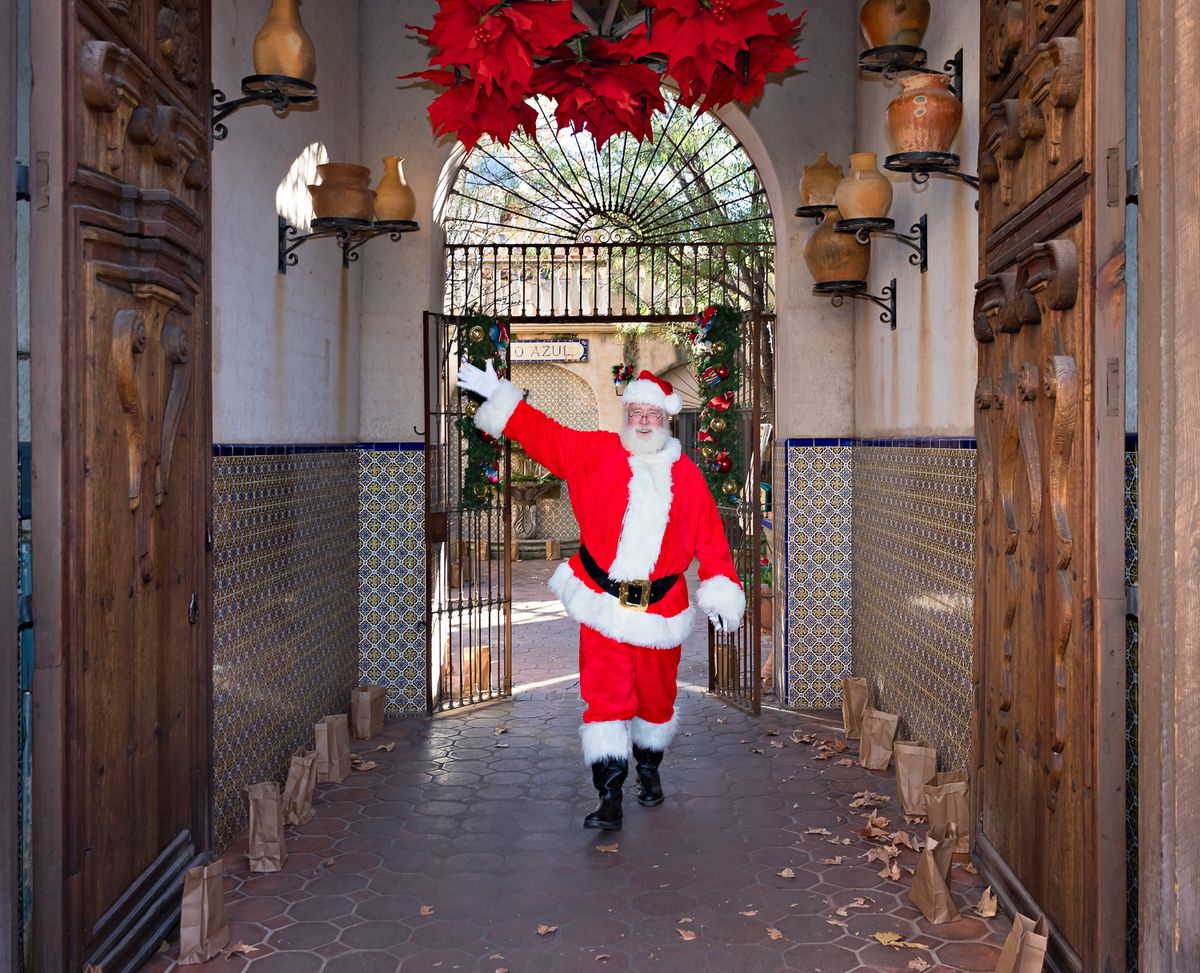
510, 339, 589, 363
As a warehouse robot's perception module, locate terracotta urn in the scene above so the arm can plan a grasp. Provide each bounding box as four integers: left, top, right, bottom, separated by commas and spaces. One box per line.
834, 152, 893, 220
308, 163, 375, 220
374, 156, 417, 221
253, 0, 316, 82
803, 208, 871, 284
859, 0, 932, 48
799, 152, 844, 206
887, 72, 962, 153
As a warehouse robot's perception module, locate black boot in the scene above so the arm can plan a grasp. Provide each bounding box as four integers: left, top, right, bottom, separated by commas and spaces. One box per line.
632, 745, 665, 807
583, 756, 627, 830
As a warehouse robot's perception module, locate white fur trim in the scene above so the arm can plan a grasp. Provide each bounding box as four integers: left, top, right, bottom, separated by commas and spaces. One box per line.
549, 562, 694, 650
631, 713, 678, 750
580, 720, 630, 764
622, 379, 682, 416
696, 575, 746, 629
473, 379, 522, 438
608, 439, 681, 581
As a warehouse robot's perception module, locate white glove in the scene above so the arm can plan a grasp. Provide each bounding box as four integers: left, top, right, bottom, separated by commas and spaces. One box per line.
708, 613, 734, 633
457, 358, 500, 399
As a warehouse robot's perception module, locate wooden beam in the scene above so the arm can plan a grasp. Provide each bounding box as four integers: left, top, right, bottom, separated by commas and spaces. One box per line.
1137, 0, 1200, 968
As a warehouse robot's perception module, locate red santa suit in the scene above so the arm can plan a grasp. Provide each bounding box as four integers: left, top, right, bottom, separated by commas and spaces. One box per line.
473, 374, 745, 766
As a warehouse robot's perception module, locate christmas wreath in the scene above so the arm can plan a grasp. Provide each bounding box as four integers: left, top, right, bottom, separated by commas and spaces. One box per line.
457, 313, 510, 510
689, 304, 744, 506
404, 0, 806, 150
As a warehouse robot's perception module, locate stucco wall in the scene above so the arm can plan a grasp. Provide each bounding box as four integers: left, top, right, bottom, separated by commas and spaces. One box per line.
851, 4, 980, 438
212, 0, 362, 443
356, 0, 859, 443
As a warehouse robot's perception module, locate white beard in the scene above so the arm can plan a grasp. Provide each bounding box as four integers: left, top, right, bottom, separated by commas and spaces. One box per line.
620, 424, 670, 456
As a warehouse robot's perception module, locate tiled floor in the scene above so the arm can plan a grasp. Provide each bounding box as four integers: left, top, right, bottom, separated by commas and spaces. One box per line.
144, 560, 1007, 972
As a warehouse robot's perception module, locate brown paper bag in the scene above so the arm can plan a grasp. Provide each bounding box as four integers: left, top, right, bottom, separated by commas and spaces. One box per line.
351, 685, 386, 739
177, 858, 230, 964
894, 740, 937, 815
994, 912, 1049, 972
841, 676, 869, 740
246, 781, 287, 873
908, 823, 960, 923
281, 748, 318, 826
926, 769, 971, 854
858, 707, 900, 770
315, 713, 352, 783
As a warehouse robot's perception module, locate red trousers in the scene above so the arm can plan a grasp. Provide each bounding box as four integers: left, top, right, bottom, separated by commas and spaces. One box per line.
578, 625, 681, 725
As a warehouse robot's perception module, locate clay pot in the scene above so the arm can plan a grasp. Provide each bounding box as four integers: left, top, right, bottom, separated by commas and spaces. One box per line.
834, 152, 893, 220
799, 152, 844, 206
887, 72, 962, 153
859, 0, 932, 48
803, 208, 871, 284
308, 163, 374, 220
253, 0, 316, 82
374, 156, 417, 221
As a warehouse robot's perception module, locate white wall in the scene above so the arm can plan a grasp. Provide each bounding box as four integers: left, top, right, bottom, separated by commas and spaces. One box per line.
852, 3, 980, 437
212, 0, 362, 443
356, 0, 859, 442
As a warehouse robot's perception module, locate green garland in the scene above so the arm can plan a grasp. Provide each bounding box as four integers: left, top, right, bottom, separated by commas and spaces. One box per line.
456, 313, 509, 511
690, 304, 743, 507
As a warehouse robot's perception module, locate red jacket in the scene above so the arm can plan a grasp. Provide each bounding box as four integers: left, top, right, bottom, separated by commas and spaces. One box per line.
476, 381, 746, 649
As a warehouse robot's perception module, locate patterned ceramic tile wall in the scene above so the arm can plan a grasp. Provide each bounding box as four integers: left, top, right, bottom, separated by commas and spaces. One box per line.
359, 447, 426, 716
211, 447, 359, 850
782, 440, 854, 708
510, 363, 598, 541
852, 444, 976, 773
1125, 445, 1139, 971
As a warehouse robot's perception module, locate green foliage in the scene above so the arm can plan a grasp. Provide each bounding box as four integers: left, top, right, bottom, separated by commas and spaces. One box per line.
692, 304, 744, 507
457, 314, 509, 511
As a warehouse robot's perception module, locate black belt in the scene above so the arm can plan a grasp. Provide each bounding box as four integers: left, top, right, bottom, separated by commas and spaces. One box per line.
578, 544, 679, 612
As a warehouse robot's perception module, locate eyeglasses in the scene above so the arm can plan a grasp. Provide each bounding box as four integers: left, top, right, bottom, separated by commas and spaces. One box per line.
627, 409, 666, 423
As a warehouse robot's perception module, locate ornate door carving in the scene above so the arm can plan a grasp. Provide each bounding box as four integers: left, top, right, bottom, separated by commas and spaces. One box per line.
49, 2, 212, 970
974, 2, 1125, 970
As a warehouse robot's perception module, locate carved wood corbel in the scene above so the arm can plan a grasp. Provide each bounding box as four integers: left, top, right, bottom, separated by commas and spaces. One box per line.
985, 1, 1024, 80
974, 271, 1041, 342
79, 39, 152, 172
1017, 37, 1083, 165
980, 100, 1024, 206
157, 0, 203, 88
151, 105, 182, 167
1018, 238, 1080, 312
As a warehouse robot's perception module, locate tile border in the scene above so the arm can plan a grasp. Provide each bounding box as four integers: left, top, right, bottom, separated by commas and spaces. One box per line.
785, 436, 977, 449
213, 442, 425, 456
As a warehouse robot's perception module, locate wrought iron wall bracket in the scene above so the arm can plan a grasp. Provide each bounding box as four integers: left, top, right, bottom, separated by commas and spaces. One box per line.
859, 46, 964, 102
278, 216, 421, 274
212, 75, 318, 143
794, 204, 839, 224
884, 152, 981, 191
814, 278, 898, 330
835, 214, 929, 273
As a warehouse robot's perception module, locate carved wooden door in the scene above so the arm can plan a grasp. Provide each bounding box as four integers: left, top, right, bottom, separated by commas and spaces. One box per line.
56, 2, 212, 970
974, 1, 1126, 969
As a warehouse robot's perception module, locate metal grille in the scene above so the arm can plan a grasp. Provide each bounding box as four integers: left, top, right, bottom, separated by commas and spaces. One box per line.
424, 312, 513, 713
708, 310, 765, 715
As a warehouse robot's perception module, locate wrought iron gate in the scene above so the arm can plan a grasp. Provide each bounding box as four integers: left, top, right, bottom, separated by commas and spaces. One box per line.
423, 312, 513, 712
708, 310, 766, 715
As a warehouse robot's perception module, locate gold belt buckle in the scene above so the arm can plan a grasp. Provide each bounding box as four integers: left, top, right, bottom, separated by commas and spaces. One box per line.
618, 580, 652, 612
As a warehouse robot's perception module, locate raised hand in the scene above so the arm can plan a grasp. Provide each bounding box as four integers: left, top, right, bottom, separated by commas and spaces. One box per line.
457, 358, 500, 399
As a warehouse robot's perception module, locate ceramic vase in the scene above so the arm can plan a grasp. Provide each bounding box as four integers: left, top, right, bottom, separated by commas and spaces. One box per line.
308, 163, 374, 220
799, 152, 844, 206
859, 0, 932, 48
834, 152, 893, 220
253, 0, 316, 82
374, 156, 417, 221
887, 73, 962, 153
803, 208, 871, 284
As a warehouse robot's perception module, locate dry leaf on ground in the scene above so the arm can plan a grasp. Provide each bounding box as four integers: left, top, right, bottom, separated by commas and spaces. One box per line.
778, 867, 795, 878
819, 855, 846, 865
223, 944, 260, 958
827, 836, 853, 846
826, 918, 848, 929
716, 718, 728, 724
790, 731, 815, 744
320, 857, 336, 867
740, 910, 758, 917
494, 742, 509, 749
749, 747, 765, 755
766, 927, 784, 940
489, 955, 504, 961
805, 827, 833, 836
496, 969, 509, 973
494, 724, 508, 734
850, 791, 891, 809
834, 758, 855, 767
351, 759, 377, 771
770, 741, 785, 749
833, 740, 850, 752
537, 924, 558, 936
878, 860, 903, 881
677, 928, 697, 941
419, 905, 434, 916
595, 842, 619, 854
959, 861, 979, 874
907, 959, 932, 971
872, 930, 931, 949
889, 830, 920, 851
375, 741, 396, 752
814, 752, 833, 761
974, 886, 998, 917
904, 814, 927, 825
864, 846, 900, 865
595, 955, 611, 962
678, 916, 694, 923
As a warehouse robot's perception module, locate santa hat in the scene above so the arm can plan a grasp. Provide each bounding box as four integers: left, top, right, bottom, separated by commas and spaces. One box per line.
621, 370, 683, 416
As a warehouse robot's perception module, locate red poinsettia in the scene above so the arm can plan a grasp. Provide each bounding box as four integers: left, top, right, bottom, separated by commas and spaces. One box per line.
694, 10, 807, 110
401, 67, 538, 152
641, 0, 775, 93
532, 37, 666, 147
409, 0, 584, 103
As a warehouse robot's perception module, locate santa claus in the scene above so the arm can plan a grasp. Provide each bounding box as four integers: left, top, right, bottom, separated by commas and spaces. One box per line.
456, 361, 745, 831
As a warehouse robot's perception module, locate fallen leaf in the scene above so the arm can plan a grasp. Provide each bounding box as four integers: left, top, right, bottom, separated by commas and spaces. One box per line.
778, 867, 795, 878
864, 846, 900, 865
320, 857, 336, 867
834, 758, 854, 767
494, 742, 510, 748
827, 836, 853, 846
353, 759, 377, 771
537, 924, 558, 936
677, 928, 697, 941
873, 932, 903, 947
496, 969, 509, 973
790, 731, 815, 745
819, 856, 846, 865
489, 955, 504, 961
814, 752, 833, 761
420, 905, 435, 916
595, 955, 610, 962
833, 740, 849, 752
974, 886, 998, 918
805, 827, 833, 836
222, 944, 260, 958
766, 927, 783, 940
375, 741, 396, 752
826, 918, 848, 929
749, 747, 765, 755
678, 917, 694, 923
770, 741, 785, 749
904, 814, 927, 825
960, 861, 979, 874
907, 958, 932, 971
595, 842, 619, 854
847, 896, 873, 909
494, 723, 509, 734
716, 718, 728, 724
878, 860, 902, 881
889, 830, 920, 851
740, 910, 758, 917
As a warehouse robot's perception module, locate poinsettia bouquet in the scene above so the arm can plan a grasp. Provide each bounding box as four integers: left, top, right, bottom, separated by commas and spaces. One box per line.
403, 0, 807, 150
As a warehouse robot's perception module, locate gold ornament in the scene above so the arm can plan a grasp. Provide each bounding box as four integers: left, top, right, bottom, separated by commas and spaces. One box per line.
700, 445, 715, 460
473, 484, 491, 499
721, 480, 739, 496
712, 341, 727, 355
464, 400, 479, 417
709, 416, 727, 434
468, 325, 486, 342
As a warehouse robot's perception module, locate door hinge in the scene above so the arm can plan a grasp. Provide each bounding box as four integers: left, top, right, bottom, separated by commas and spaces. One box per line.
15, 161, 30, 202
1126, 162, 1139, 205
1126, 584, 1138, 618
